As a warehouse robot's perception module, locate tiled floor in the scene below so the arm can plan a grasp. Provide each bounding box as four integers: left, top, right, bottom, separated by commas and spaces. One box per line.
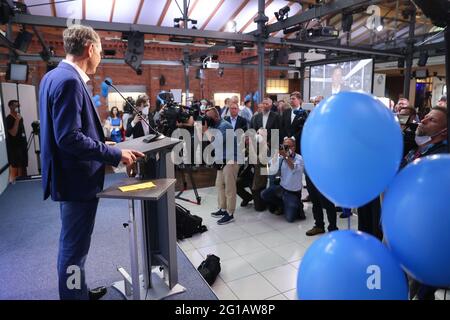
176, 186, 359, 300
177, 187, 447, 300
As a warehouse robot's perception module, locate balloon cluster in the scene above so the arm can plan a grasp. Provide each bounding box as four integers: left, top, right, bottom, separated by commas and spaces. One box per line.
244, 92, 260, 103
297, 91, 450, 300
92, 95, 101, 107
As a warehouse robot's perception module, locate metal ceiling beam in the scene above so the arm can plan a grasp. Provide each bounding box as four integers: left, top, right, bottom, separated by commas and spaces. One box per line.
189, 44, 231, 60
10, 14, 257, 42
8, 54, 299, 70
10, 13, 404, 58
255, 0, 380, 35
267, 38, 404, 58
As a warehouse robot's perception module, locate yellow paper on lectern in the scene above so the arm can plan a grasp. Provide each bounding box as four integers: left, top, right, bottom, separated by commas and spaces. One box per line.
119, 182, 156, 192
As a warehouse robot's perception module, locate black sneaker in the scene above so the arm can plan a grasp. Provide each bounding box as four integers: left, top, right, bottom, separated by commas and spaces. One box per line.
211, 209, 226, 218
217, 213, 234, 225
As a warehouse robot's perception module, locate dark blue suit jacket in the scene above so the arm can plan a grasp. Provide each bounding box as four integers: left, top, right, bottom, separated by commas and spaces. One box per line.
39, 62, 122, 201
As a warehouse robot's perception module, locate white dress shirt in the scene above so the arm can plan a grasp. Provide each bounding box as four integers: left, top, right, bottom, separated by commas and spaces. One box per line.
262, 111, 270, 128
62, 59, 90, 84
291, 106, 300, 123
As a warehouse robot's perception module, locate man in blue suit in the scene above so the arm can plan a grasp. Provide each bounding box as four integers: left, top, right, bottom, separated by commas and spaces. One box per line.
39, 25, 144, 300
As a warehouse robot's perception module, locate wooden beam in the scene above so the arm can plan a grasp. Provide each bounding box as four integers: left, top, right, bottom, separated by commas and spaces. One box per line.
188, 0, 200, 17
110, 0, 116, 23
239, 0, 274, 33
50, 0, 56, 17
158, 0, 172, 27
219, 0, 250, 32
134, 0, 145, 24
201, 0, 225, 30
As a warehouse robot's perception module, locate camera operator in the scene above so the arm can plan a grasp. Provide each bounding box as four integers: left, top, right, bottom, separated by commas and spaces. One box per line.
125, 94, 151, 139
121, 96, 135, 134
176, 105, 195, 132
203, 107, 240, 225
261, 137, 305, 223
6, 100, 28, 182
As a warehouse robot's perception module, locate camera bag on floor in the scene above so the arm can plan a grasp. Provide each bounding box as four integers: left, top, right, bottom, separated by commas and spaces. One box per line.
176, 203, 207, 240
197, 254, 221, 286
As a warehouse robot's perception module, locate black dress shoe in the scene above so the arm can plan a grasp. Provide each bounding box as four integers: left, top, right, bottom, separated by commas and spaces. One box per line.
240, 199, 251, 207
89, 286, 107, 300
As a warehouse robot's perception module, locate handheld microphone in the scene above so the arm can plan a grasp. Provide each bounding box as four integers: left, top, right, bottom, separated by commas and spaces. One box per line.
104, 80, 164, 143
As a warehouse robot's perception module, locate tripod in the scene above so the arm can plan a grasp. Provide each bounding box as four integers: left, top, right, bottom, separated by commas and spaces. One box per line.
27, 130, 41, 176
175, 164, 201, 205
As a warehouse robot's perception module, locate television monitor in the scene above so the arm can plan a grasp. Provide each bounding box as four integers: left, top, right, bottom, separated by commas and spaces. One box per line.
309, 58, 374, 99
6, 63, 29, 81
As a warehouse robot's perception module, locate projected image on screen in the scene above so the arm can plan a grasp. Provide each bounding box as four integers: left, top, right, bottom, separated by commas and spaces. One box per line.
310, 59, 373, 98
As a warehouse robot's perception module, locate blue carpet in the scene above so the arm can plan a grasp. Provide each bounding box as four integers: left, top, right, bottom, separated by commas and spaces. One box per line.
0, 173, 217, 300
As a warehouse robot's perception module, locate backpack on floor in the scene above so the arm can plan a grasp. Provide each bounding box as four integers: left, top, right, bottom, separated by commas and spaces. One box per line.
176, 203, 207, 240
197, 254, 221, 286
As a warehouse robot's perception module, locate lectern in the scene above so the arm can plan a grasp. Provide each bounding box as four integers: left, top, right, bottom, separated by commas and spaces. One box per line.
97, 136, 184, 300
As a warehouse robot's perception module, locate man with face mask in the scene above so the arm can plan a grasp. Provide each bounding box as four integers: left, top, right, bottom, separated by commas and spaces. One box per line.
402, 106, 448, 166
401, 106, 448, 300
204, 107, 240, 225
6, 100, 28, 183
126, 94, 150, 139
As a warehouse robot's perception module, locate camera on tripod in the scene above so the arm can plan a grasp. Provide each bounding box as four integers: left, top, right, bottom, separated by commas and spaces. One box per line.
159, 101, 194, 136
31, 120, 40, 135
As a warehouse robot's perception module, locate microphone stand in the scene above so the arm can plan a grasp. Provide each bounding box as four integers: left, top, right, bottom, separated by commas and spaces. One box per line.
105, 80, 164, 143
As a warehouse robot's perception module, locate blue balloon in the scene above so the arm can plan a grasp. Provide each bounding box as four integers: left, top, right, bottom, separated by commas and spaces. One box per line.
382, 155, 450, 287
253, 91, 259, 102
101, 82, 109, 98
95, 100, 101, 107
297, 230, 408, 300
301, 91, 403, 207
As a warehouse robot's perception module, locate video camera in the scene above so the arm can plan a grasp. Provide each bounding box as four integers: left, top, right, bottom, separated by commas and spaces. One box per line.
31, 120, 40, 135
158, 92, 195, 136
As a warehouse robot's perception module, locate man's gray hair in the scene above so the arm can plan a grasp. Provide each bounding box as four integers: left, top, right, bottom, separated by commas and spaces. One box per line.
63, 25, 100, 56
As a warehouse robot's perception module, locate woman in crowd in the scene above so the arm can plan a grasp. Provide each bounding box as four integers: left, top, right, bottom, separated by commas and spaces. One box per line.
106, 106, 123, 143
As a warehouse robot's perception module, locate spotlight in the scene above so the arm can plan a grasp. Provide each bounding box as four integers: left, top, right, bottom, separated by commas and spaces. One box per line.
342, 13, 353, 33
375, 18, 384, 32
275, 5, 290, 22
234, 42, 243, 53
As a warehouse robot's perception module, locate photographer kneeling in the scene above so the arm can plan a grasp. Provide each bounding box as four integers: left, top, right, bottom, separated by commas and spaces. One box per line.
261, 137, 305, 223
203, 107, 240, 225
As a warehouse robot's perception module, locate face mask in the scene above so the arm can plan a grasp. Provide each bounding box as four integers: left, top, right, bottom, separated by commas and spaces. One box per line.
142, 106, 149, 115
200, 105, 206, 111
415, 129, 447, 146
15, 108, 20, 113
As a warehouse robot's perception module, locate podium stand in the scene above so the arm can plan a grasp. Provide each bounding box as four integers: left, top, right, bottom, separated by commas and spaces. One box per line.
97, 136, 184, 300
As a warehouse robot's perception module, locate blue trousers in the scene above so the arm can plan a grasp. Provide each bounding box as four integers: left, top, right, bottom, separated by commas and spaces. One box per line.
261, 185, 303, 222
58, 199, 98, 300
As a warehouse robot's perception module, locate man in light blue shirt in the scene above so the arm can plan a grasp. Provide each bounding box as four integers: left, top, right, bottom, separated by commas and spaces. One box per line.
239, 99, 253, 125
203, 107, 240, 225
261, 137, 305, 222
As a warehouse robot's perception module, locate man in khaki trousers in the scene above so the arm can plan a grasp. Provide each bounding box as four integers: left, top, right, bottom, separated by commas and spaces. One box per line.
202, 107, 240, 225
